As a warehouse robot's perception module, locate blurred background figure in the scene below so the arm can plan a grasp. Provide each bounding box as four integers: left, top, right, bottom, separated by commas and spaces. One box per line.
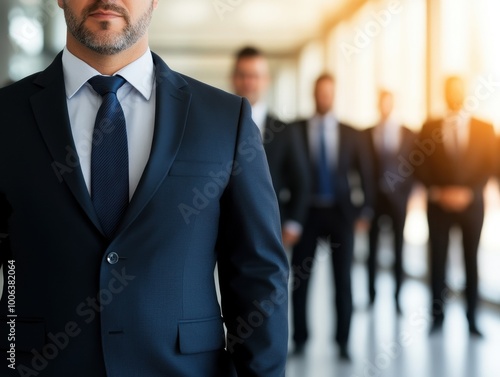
290, 74, 373, 360
364, 90, 416, 313
418, 76, 496, 336
231, 46, 310, 248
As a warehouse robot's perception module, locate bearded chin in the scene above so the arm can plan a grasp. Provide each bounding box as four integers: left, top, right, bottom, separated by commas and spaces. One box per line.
63, 3, 153, 56
73, 22, 135, 55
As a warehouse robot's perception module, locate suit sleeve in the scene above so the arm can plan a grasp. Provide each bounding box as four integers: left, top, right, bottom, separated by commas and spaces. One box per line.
496, 136, 500, 180
414, 121, 433, 187
216, 98, 289, 377
471, 122, 496, 189
282, 123, 311, 226
355, 128, 375, 219
0, 194, 10, 266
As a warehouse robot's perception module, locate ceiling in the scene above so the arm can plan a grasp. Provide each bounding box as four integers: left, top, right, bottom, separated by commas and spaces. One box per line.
149, 0, 356, 56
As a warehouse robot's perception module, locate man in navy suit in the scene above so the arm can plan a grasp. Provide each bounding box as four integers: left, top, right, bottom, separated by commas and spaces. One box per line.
290, 74, 373, 360
0, 0, 289, 376
231, 46, 310, 248
363, 90, 416, 313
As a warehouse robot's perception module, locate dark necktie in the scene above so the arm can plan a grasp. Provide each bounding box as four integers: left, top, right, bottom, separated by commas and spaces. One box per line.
317, 121, 334, 201
88, 75, 129, 238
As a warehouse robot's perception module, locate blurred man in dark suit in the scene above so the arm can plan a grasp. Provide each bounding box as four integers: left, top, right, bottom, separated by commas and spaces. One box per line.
291, 74, 373, 360
232, 46, 310, 248
418, 76, 495, 336
364, 90, 416, 313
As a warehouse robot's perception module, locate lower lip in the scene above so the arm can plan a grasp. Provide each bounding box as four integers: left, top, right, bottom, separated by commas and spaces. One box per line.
89, 13, 121, 20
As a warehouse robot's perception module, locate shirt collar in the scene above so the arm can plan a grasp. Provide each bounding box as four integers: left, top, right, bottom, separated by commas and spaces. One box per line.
378, 116, 400, 131
445, 110, 471, 128
62, 47, 155, 100
312, 112, 337, 128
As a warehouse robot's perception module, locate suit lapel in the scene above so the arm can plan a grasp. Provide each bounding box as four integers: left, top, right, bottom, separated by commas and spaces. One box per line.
336, 123, 346, 172
462, 118, 476, 163
30, 53, 104, 234
367, 127, 380, 173
115, 53, 192, 236
298, 120, 317, 179
460, 117, 484, 177
434, 120, 451, 172
263, 116, 272, 155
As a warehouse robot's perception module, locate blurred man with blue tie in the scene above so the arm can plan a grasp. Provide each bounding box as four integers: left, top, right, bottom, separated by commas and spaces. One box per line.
364, 90, 416, 313
291, 74, 373, 360
0, 0, 288, 376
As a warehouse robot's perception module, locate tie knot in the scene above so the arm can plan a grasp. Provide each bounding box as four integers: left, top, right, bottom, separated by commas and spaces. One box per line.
88, 75, 126, 96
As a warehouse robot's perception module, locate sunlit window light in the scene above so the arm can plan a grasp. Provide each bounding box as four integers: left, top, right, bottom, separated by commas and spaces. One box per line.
9, 7, 44, 56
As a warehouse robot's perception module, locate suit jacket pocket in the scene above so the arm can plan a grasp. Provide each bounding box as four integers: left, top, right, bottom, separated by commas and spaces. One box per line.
0, 318, 45, 353
177, 316, 225, 354
169, 161, 223, 177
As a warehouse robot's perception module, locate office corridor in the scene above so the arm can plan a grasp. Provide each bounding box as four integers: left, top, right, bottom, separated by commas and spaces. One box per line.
285, 243, 500, 377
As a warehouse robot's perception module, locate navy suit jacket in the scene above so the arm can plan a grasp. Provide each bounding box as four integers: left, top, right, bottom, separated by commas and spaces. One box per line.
295, 120, 374, 222
0, 52, 289, 377
262, 116, 310, 226
363, 126, 416, 212
417, 117, 495, 199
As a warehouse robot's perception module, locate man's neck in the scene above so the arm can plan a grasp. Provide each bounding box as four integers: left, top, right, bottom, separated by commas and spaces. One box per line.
66, 34, 149, 75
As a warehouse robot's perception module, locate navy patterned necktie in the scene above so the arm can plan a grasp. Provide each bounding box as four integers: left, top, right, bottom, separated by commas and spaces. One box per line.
88, 75, 129, 238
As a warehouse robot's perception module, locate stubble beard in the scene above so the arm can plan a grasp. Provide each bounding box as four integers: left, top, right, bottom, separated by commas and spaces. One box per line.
63, 1, 154, 55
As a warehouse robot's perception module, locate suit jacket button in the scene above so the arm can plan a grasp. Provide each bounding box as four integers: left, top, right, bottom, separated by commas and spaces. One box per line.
106, 252, 119, 265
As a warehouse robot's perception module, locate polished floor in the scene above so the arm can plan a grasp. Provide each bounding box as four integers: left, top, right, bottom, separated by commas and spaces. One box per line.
285, 243, 500, 377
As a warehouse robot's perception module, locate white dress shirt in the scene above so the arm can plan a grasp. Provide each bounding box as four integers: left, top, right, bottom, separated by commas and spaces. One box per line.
373, 117, 402, 154
62, 47, 156, 200
251, 100, 268, 136
308, 112, 339, 169
443, 111, 470, 156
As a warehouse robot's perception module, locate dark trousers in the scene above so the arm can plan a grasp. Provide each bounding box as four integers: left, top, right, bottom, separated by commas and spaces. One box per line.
368, 194, 408, 302
291, 206, 354, 347
427, 200, 484, 325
